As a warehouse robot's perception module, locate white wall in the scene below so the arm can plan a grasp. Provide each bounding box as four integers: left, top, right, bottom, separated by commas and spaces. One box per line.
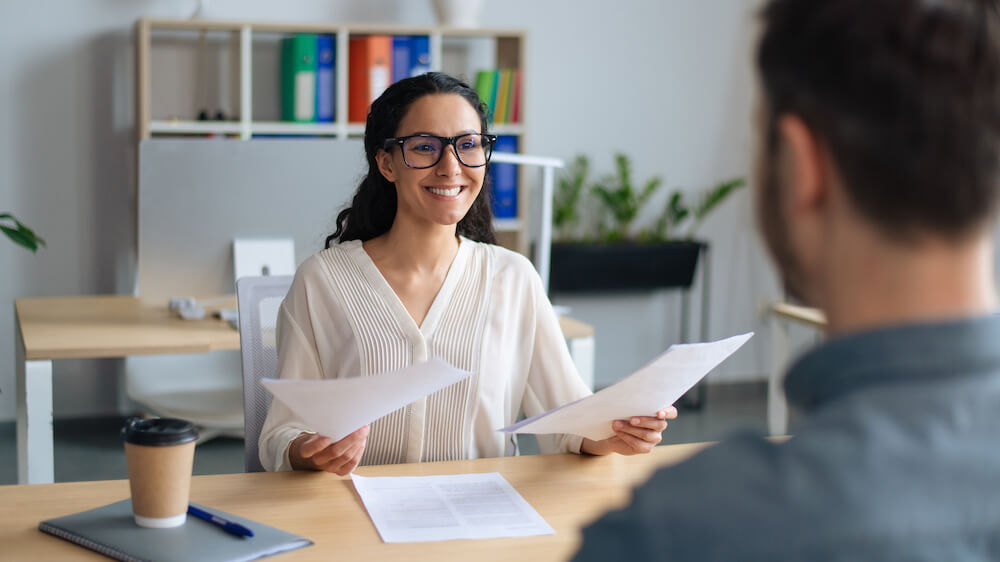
0, 0, 780, 422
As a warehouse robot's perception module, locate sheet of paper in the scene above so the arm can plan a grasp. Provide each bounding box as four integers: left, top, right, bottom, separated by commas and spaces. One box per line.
351, 472, 554, 543
499, 332, 753, 441
261, 357, 471, 442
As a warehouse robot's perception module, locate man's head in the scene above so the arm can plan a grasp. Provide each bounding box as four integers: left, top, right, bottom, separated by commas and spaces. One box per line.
755, 0, 1000, 305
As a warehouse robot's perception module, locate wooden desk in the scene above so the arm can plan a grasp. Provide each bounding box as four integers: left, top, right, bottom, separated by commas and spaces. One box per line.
13, 296, 595, 485
0, 445, 708, 561
769, 301, 826, 436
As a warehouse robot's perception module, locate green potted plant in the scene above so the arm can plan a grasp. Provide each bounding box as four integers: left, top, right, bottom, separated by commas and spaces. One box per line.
2, 213, 45, 253
553, 155, 590, 243
549, 153, 744, 293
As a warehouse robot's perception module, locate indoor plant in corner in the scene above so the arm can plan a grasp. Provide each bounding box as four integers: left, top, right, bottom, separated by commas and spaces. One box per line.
549, 153, 744, 293
2, 213, 45, 253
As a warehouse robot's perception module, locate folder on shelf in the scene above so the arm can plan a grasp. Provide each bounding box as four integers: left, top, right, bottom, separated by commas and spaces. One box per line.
510, 69, 522, 123
391, 36, 411, 84
489, 135, 519, 219
409, 35, 431, 77
349, 35, 392, 123
315, 34, 336, 123
494, 70, 511, 125
474, 70, 498, 123
281, 34, 318, 123
39, 499, 312, 561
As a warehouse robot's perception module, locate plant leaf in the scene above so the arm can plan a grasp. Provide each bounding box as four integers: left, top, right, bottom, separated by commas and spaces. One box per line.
694, 178, 747, 220
1, 212, 46, 251
1, 224, 39, 252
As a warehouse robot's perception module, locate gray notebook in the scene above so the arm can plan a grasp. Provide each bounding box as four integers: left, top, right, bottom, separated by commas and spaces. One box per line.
39, 499, 312, 562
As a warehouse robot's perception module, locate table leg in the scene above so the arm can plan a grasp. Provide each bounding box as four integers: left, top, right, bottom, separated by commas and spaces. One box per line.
768, 311, 790, 436
15, 311, 54, 484
567, 336, 595, 391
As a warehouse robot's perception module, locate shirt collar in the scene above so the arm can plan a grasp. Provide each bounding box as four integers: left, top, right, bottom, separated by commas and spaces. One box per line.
784, 312, 1000, 411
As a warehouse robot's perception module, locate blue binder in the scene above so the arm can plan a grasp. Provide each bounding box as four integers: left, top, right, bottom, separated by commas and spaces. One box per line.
316, 35, 335, 122
409, 36, 431, 77
490, 135, 518, 219
392, 36, 411, 83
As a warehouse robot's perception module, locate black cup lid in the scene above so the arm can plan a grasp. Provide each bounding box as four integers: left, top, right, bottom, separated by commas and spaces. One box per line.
122, 417, 199, 446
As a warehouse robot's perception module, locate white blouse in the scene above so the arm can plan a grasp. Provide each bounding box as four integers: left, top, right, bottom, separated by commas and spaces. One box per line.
258, 237, 592, 471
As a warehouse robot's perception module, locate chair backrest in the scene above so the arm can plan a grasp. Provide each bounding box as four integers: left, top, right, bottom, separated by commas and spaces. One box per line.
236, 274, 294, 472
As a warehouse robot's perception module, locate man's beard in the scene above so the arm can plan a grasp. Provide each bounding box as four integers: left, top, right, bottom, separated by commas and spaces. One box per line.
755, 140, 810, 304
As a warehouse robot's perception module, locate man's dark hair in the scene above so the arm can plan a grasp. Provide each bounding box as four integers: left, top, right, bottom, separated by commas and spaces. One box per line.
758, 0, 1000, 240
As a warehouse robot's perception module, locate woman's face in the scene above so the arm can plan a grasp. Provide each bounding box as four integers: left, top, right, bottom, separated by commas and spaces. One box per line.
376, 93, 487, 230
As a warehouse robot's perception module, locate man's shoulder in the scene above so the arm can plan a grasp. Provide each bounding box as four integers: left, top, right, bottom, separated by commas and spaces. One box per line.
574, 431, 852, 560
625, 432, 796, 523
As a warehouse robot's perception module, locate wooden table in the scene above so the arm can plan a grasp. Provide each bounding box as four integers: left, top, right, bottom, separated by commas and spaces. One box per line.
769, 302, 826, 435
0, 444, 708, 561
13, 296, 595, 485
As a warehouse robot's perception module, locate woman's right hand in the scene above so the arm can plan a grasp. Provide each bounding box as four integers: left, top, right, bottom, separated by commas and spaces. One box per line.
289, 425, 369, 475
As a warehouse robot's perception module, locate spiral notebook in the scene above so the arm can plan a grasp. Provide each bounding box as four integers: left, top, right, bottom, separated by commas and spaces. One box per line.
39, 499, 312, 562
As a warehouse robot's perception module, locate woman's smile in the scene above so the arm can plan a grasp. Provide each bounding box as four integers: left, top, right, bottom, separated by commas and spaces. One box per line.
424, 184, 465, 199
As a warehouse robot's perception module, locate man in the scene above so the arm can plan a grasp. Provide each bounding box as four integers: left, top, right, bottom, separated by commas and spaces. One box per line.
575, 0, 1000, 559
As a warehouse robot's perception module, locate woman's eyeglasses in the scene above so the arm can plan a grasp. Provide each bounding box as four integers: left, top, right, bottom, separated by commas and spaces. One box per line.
382, 133, 498, 169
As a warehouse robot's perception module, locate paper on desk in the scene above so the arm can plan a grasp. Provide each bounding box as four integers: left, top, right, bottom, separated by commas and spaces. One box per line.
499, 332, 753, 441
351, 472, 554, 543
261, 357, 471, 442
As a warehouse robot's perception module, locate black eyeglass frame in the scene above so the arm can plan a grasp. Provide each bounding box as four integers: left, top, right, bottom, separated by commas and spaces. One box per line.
381, 133, 499, 169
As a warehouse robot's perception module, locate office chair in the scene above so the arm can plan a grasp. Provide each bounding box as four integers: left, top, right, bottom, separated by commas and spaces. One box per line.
125, 239, 295, 445
124, 353, 246, 444
236, 274, 293, 472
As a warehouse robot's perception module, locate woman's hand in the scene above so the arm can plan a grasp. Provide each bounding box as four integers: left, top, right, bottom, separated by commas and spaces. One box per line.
289, 425, 369, 475
580, 406, 678, 456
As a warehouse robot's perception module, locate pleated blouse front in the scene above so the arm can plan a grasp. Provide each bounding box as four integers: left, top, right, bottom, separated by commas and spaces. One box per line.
258, 238, 590, 471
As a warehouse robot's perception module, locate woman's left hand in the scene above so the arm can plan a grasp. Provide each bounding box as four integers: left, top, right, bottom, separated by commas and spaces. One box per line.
580, 406, 678, 456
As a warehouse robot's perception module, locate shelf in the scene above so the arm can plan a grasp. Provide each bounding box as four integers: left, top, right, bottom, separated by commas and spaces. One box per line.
147, 121, 522, 139
150, 120, 243, 135
491, 124, 524, 135
494, 218, 522, 232
137, 17, 531, 256
141, 18, 526, 38
251, 122, 339, 135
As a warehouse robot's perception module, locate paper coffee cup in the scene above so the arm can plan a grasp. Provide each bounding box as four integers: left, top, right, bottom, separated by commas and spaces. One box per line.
122, 418, 198, 528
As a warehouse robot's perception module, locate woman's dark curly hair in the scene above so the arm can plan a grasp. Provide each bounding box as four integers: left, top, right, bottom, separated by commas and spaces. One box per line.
325, 72, 497, 247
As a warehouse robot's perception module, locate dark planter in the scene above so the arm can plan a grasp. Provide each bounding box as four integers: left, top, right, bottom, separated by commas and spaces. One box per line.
549, 240, 706, 293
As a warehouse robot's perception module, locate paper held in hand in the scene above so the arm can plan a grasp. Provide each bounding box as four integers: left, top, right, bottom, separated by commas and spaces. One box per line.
261, 357, 472, 442
498, 332, 754, 441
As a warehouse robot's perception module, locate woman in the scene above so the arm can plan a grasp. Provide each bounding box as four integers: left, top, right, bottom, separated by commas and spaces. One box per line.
259, 72, 676, 474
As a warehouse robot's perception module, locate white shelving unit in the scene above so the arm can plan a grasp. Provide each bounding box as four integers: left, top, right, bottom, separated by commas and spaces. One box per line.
135, 18, 529, 251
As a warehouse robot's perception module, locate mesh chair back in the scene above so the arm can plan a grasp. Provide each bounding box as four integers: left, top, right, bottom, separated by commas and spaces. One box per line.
236, 275, 293, 472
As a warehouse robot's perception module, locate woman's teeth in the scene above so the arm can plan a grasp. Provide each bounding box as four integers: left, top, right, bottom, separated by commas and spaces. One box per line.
427, 186, 462, 197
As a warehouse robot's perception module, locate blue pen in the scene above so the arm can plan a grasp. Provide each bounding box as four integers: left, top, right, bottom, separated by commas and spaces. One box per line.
188, 505, 255, 538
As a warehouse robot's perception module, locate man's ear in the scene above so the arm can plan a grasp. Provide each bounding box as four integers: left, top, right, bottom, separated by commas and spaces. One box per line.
778, 115, 827, 214
376, 149, 397, 183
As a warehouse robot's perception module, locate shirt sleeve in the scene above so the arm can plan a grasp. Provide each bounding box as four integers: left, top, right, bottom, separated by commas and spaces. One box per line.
520, 266, 593, 455
257, 279, 323, 471
573, 434, 785, 561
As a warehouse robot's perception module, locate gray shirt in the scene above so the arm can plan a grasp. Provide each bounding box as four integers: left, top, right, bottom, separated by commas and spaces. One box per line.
574, 315, 1000, 561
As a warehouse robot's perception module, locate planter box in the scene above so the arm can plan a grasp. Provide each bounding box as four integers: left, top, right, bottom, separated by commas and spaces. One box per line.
549, 240, 706, 293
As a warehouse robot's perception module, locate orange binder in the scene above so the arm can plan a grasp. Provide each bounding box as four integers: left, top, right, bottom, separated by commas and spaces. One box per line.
349, 36, 392, 123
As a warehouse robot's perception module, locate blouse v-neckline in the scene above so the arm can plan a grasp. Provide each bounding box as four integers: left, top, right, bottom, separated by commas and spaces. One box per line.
346, 237, 472, 339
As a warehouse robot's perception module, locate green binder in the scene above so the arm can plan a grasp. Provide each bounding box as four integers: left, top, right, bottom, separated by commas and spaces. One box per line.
39, 499, 312, 562
281, 34, 319, 123
474, 70, 498, 124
